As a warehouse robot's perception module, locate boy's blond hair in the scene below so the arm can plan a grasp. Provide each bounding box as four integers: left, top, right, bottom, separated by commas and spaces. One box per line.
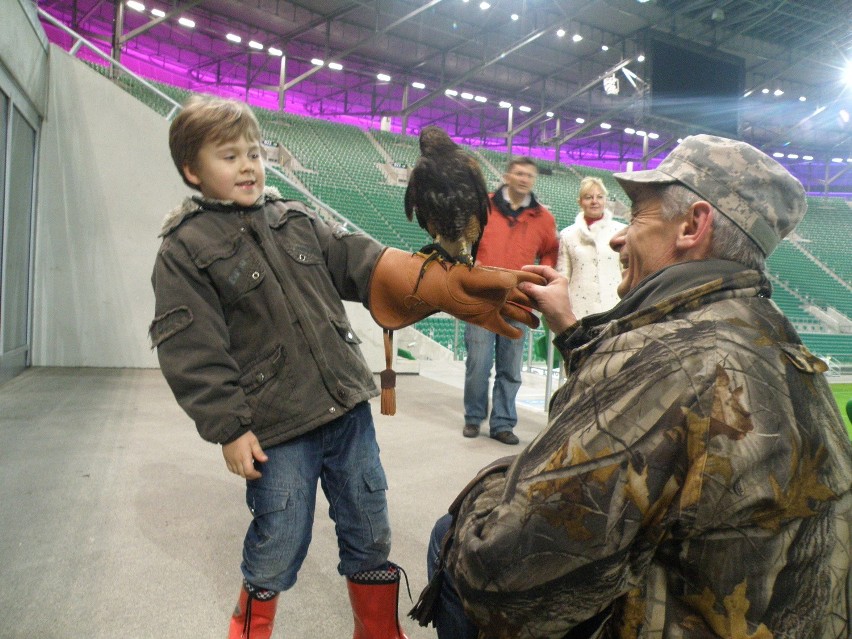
169, 94, 262, 190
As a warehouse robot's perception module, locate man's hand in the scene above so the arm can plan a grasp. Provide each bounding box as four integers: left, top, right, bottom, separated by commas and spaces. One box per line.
519, 264, 578, 335
222, 431, 268, 480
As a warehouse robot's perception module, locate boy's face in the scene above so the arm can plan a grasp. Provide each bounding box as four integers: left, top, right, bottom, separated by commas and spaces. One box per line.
183, 135, 265, 206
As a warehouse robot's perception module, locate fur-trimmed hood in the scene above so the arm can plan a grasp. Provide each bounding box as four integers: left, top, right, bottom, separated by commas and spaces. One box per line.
159, 186, 283, 237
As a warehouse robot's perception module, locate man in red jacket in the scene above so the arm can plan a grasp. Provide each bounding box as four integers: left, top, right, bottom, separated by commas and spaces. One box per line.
463, 156, 559, 444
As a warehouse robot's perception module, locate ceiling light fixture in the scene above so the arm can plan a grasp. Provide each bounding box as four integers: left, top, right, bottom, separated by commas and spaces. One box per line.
248, 41, 263, 50
377, 73, 391, 82
557, 29, 566, 37
268, 47, 283, 56
178, 17, 195, 28
226, 33, 242, 43
328, 62, 343, 70
518, 105, 531, 112
600, 122, 612, 129
412, 81, 426, 89
311, 58, 324, 66
151, 8, 165, 17
126, 1, 145, 12
572, 34, 583, 42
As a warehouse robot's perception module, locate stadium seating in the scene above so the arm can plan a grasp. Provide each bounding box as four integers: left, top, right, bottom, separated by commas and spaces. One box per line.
91, 71, 852, 367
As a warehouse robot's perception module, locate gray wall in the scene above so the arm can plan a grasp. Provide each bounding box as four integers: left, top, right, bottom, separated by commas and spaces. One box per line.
32, 47, 187, 367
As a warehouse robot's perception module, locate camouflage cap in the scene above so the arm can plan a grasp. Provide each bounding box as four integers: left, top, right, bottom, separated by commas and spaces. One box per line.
613, 134, 807, 256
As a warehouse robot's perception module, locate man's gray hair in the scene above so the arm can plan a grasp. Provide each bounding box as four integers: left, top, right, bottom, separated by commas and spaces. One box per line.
657, 183, 765, 271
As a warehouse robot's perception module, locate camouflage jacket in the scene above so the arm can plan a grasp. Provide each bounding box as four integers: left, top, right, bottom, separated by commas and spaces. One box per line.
446, 259, 852, 639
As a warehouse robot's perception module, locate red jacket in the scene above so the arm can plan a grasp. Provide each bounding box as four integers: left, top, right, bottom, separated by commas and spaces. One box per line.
475, 188, 558, 270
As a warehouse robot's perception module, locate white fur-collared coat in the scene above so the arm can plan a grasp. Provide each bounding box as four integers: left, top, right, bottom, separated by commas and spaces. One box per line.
556, 210, 625, 319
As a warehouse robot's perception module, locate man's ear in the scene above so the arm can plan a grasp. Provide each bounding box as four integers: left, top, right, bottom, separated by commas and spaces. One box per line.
676, 201, 713, 255
182, 163, 202, 187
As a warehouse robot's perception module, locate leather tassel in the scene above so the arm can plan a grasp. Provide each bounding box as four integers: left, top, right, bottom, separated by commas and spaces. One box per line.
407, 566, 444, 627
380, 329, 396, 415
408, 521, 455, 627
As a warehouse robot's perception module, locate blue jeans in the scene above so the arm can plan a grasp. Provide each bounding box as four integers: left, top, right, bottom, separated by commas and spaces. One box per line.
463, 320, 527, 435
240, 402, 391, 592
428, 514, 479, 639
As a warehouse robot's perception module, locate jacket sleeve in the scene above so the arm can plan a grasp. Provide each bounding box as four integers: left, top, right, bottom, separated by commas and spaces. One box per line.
538, 211, 559, 267
311, 213, 385, 305
556, 229, 572, 280
445, 327, 712, 638
149, 239, 252, 445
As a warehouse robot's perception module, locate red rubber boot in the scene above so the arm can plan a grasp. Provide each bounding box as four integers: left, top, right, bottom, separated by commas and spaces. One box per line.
228, 581, 279, 639
346, 564, 410, 639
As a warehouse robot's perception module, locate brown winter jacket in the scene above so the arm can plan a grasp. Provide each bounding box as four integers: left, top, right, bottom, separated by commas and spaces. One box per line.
150, 190, 381, 447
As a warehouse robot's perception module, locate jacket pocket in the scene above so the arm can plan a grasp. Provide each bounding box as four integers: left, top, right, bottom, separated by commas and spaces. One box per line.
282, 239, 324, 266
239, 344, 286, 395
193, 236, 266, 306
332, 318, 362, 345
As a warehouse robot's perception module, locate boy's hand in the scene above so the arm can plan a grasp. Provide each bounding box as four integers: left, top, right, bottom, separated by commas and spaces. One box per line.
222, 431, 268, 480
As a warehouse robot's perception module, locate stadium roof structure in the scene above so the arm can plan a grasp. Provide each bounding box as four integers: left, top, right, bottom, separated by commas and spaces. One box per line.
37, 0, 852, 194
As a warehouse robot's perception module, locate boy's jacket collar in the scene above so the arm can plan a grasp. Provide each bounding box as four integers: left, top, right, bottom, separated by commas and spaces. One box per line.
159, 186, 282, 236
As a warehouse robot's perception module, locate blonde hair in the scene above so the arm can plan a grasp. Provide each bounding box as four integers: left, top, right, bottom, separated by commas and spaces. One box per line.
578, 176, 607, 201
169, 94, 262, 190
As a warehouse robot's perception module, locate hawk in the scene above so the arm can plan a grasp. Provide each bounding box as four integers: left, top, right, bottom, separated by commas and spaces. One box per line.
404, 126, 489, 267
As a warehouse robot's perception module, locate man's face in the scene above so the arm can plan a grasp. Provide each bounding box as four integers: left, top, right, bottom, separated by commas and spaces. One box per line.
184, 135, 266, 207
609, 188, 684, 298
504, 163, 537, 199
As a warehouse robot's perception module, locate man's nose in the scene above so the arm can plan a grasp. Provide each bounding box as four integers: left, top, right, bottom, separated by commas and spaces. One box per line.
609, 227, 626, 252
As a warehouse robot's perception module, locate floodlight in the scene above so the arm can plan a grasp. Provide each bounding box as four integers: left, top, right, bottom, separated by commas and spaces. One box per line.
412, 82, 426, 89
445, 89, 459, 97
377, 73, 391, 82
556, 29, 566, 38
572, 34, 582, 43
601, 45, 609, 51
773, 152, 784, 158
311, 58, 325, 66
461, 92, 474, 100
499, 101, 512, 108
518, 105, 531, 112
802, 155, 813, 161
328, 62, 343, 70
511, 14, 519, 21
773, 89, 784, 96
151, 8, 165, 17
479, 1, 490, 9
475, 96, 488, 103
268, 48, 283, 56
226, 33, 242, 44
625, 127, 635, 134
178, 17, 195, 28
575, 117, 585, 124
127, 1, 145, 12
799, 96, 806, 102
249, 41, 263, 50
600, 122, 612, 129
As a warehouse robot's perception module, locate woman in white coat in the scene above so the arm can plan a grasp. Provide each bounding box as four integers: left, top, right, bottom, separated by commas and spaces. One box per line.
556, 176, 626, 319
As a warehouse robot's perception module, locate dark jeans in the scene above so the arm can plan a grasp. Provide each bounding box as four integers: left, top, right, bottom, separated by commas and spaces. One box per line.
428, 514, 479, 639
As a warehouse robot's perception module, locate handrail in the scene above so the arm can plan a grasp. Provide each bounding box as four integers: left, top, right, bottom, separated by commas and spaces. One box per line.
37, 7, 182, 120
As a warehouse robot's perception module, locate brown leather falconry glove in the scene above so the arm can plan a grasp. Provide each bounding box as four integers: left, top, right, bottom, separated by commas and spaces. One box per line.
368, 248, 544, 339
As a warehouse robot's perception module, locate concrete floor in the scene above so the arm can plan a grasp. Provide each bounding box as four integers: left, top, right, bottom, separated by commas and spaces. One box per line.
0, 361, 551, 638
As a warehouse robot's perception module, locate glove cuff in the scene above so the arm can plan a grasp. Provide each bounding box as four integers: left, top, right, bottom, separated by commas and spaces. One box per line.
368, 248, 438, 330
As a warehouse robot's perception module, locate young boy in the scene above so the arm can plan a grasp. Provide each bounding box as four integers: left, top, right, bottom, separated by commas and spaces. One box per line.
150, 94, 542, 639
150, 94, 409, 639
